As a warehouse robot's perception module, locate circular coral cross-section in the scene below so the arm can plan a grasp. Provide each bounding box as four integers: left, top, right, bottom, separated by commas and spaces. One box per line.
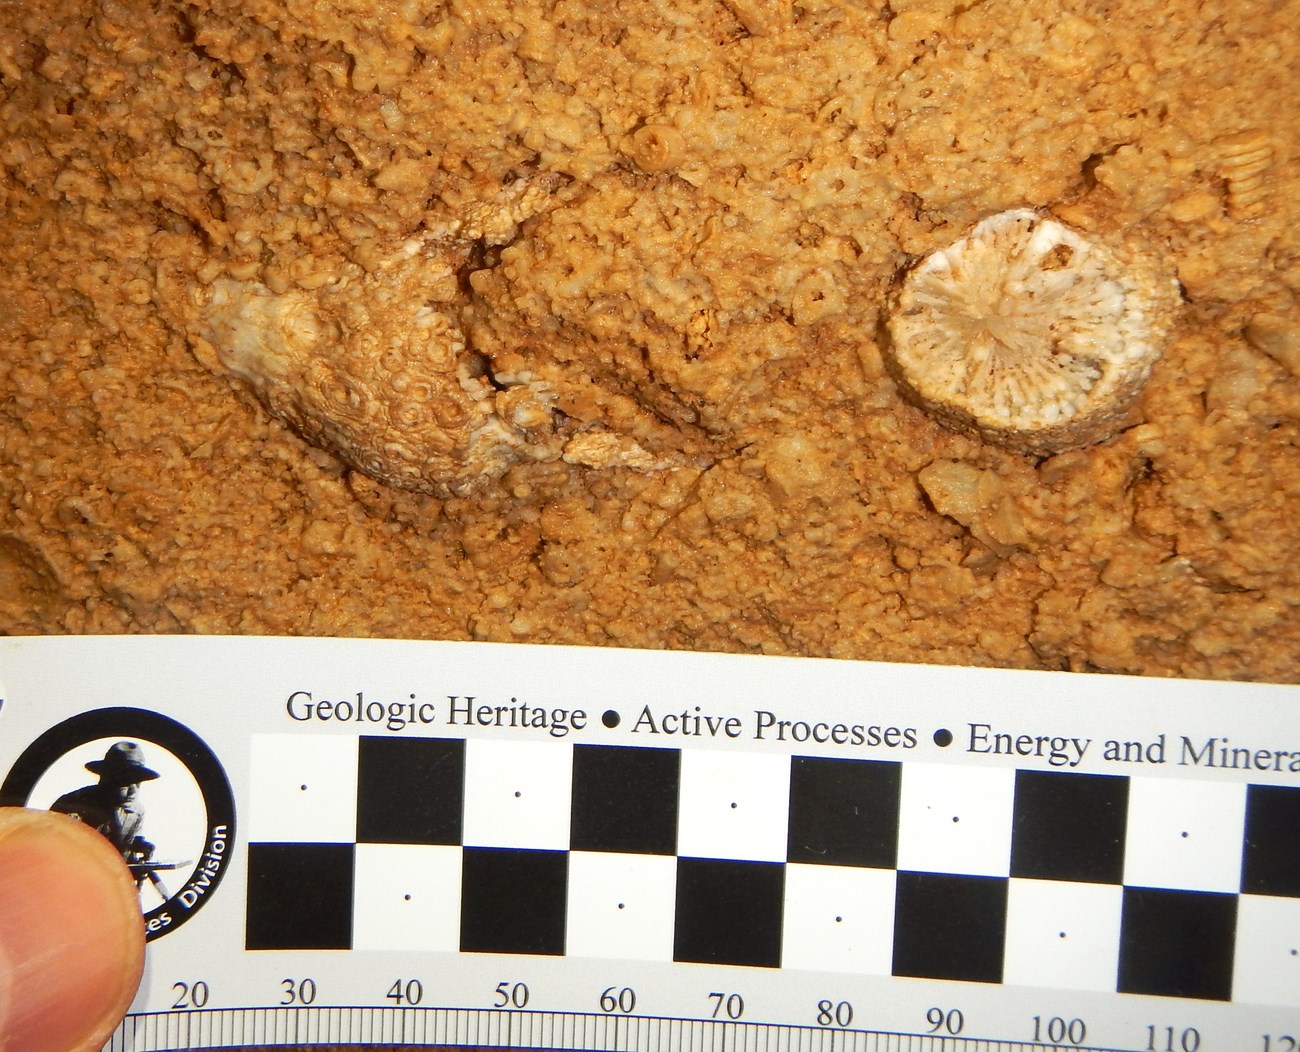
884, 209, 1178, 455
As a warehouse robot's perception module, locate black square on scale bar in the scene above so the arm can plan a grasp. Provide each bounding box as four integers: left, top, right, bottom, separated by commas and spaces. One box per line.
460, 847, 568, 956
246, 843, 354, 950
1118, 887, 1237, 1001
570, 744, 680, 855
892, 871, 1008, 984
356, 735, 464, 845
674, 858, 785, 968
1011, 770, 1129, 884
1241, 784, 1300, 898
787, 756, 901, 868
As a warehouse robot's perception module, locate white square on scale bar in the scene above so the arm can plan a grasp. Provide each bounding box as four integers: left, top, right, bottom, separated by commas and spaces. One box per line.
1233, 895, 1300, 1005
353, 843, 462, 952
1123, 778, 1246, 893
248, 734, 358, 843
781, 863, 895, 974
677, 750, 791, 863
566, 852, 677, 962
1003, 878, 1123, 992
462, 738, 573, 851
896, 763, 1015, 877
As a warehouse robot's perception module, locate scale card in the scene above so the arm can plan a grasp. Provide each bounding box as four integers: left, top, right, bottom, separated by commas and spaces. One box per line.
1, 635, 1297, 1052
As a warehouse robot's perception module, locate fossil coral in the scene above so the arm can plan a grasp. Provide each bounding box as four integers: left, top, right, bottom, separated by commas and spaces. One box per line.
187, 163, 684, 497
883, 209, 1179, 455
196, 242, 564, 497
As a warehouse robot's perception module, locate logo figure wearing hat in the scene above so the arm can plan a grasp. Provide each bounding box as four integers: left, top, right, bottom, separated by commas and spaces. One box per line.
49, 741, 190, 897
4, 711, 234, 936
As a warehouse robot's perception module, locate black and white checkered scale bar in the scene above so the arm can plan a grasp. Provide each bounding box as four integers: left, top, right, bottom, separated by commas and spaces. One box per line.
244, 735, 1300, 1005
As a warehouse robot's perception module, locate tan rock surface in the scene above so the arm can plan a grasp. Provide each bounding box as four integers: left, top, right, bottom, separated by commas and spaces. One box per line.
1, 0, 1297, 681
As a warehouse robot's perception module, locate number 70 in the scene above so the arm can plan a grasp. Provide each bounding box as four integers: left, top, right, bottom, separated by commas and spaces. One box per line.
708, 992, 744, 1019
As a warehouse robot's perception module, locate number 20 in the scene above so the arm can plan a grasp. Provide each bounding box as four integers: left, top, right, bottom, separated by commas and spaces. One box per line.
171, 981, 209, 1009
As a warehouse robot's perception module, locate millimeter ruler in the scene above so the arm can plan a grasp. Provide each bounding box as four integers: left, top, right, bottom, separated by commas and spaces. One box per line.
1, 635, 1297, 1052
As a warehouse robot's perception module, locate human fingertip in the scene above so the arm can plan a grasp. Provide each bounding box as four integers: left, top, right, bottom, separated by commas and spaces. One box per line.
0, 807, 145, 1052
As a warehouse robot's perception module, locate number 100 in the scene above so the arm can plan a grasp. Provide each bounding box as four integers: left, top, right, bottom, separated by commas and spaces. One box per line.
1033, 1016, 1086, 1044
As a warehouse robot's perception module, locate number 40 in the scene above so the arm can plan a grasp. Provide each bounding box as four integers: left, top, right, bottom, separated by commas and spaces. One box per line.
387, 980, 423, 1005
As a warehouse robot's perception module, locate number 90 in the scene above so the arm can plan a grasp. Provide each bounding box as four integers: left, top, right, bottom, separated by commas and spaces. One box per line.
927, 1007, 963, 1035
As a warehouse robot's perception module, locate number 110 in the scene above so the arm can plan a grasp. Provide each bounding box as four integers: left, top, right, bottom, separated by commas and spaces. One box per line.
1147, 1025, 1201, 1051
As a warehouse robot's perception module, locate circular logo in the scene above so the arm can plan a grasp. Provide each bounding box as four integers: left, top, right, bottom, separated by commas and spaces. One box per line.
1, 708, 235, 941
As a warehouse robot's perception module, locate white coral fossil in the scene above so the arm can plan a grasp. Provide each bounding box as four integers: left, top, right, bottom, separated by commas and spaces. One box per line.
192, 235, 675, 495
197, 246, 565, 497
883, 209, 1179, 455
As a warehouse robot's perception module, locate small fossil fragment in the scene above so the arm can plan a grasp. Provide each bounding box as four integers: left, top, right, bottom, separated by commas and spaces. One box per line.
883, 209, 1179, 455
1244, 312, 1300, 377
623, 124, 686, 174
1217, 130, 1273, 220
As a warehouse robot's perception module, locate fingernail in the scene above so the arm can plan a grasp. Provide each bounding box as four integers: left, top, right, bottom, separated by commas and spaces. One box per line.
0, 808, 145, 1052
